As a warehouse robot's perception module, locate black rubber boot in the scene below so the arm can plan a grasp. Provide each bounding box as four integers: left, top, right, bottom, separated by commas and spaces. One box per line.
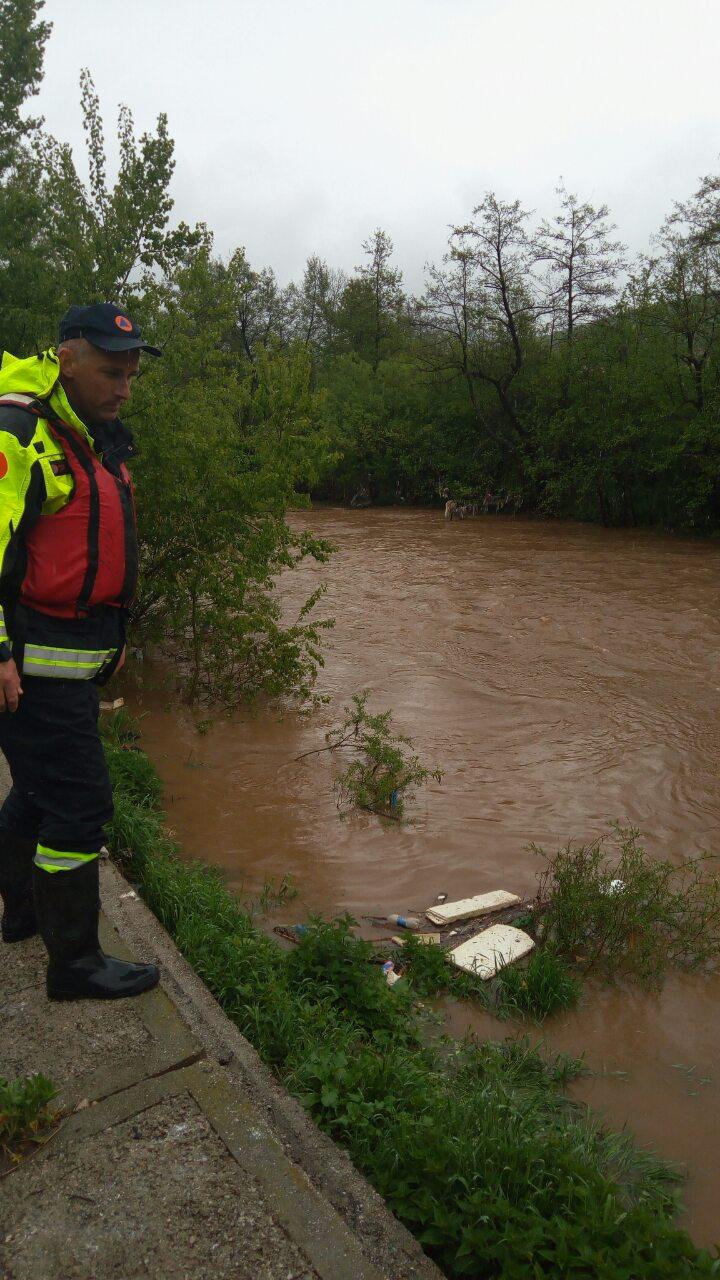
0, 831, 38, 943
33, 858, 160, 1001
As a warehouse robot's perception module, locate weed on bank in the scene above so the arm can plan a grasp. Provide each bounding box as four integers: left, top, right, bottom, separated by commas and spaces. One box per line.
0, 1073, 56, 1156
102, 712, 719, 1278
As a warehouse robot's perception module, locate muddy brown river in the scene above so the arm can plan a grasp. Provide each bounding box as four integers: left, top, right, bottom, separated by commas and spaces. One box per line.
128, 507, 720, 1247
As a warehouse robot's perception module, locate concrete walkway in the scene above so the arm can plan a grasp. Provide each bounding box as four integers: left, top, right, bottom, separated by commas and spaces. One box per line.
0, 801, 441, 1279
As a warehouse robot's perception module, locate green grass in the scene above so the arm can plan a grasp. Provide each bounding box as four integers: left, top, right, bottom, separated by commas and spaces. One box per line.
101, 713, 719, 1278
491, 948, 583, 1020
0, 1074, 56, 1153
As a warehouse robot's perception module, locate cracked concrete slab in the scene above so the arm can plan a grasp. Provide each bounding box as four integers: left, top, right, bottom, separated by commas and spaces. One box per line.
0, 932, 46, 1000
1, 1089, 320, 1280
0, 1063, 390, 1280
0, 924, 201, 1111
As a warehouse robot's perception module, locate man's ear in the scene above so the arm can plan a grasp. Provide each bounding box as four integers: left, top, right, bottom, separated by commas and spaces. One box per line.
56, 344, 74, 378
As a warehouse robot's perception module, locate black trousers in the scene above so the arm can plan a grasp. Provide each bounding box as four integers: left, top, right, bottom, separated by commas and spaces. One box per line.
0, 676, 113, 855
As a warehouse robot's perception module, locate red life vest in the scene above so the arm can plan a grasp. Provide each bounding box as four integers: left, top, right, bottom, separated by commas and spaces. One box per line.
21, 415, 138, 619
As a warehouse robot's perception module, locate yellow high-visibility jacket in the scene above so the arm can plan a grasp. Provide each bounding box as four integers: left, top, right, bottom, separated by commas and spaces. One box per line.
0, 349, 137, 679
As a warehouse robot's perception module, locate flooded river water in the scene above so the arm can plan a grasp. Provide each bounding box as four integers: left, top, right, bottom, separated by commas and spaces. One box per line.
128, 507, 720, 1246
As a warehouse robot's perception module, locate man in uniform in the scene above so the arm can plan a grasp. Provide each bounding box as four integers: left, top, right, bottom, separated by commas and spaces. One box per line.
0, 303, 160, 1000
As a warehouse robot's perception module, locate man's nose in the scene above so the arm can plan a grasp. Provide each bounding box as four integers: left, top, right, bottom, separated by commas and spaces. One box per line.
118, 376, 133, 401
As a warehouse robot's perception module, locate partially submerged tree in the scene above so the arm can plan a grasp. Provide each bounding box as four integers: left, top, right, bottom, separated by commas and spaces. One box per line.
130, 246, 335, 707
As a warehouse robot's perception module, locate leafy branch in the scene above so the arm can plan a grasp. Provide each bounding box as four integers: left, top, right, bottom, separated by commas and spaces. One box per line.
300, 692, 442, 818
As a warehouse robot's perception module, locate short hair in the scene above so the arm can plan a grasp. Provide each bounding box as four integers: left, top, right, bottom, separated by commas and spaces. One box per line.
57, 337, 93, 362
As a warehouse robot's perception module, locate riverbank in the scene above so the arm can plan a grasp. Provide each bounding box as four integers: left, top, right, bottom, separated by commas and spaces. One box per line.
97, 714, 717, 1276
0, 743, 440, 1280
4, 707, 716, 1274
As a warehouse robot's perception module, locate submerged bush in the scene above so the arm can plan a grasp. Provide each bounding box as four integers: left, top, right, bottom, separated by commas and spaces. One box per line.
286, 915, 417, 1038
491, 948, 582, 1020
535, 826, 720, 984
326, 692, 442, 816
396, 931, 580, 1022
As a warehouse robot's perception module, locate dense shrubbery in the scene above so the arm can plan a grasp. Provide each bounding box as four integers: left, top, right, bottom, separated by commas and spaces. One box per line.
534, 826, 720, 984
102, 712, 719, 1278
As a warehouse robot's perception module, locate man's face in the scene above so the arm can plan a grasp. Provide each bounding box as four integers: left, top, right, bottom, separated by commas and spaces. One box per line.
58, 341, 140, 423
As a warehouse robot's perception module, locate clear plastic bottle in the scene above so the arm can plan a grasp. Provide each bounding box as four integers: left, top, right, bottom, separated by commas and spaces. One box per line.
387, 913, 421, 929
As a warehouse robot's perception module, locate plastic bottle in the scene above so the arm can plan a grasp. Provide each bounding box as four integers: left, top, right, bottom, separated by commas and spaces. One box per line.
387, 913, 421, 929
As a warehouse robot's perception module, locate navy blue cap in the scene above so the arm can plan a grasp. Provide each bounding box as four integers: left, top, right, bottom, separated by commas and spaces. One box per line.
58, 303, 161, 357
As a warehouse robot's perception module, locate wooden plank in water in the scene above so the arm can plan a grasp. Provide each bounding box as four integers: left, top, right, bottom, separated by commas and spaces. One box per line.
426, 890, 521, 926
448, 924, 534, 979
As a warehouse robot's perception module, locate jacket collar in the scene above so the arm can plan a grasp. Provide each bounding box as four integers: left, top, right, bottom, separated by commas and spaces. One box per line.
85, 416, 138, 469
0, 348, 137, 464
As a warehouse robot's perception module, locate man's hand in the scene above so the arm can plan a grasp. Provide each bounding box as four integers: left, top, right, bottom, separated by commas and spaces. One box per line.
0, 658, 23, 712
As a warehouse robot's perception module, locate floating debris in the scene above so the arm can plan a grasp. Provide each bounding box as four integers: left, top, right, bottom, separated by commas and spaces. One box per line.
604, 879, 626, 896
392, 932, 441, 947
382, 959, 403, 986
448, 924, 534, 979
427, 890, 521, 926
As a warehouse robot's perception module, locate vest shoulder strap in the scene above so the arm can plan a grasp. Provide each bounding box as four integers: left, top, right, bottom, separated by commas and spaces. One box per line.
0, 394, 43, 447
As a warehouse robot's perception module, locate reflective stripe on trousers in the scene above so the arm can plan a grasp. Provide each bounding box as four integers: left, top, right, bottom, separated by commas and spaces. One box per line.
22, 643, 114, 679
33, 845, 100, 873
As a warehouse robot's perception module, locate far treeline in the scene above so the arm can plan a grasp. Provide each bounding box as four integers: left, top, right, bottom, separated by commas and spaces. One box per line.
3, 2, 720, 703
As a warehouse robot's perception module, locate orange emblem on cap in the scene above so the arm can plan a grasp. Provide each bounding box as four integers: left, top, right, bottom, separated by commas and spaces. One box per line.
0, 453, 8, 480
115, 315, 133, 332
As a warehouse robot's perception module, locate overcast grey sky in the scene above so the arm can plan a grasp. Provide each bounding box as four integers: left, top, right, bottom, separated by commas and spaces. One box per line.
36, 0, 720, 291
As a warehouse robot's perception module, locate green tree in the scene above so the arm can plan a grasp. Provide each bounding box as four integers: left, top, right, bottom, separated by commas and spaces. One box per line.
418, 196, 539, 477
0, 0, 51, 174
536, 185, 626, 348
342, 228, 404, 372
287, 254, 345, 355
129, 246, 335, 706
0, 0, 54, 351
644, 203, 720, 413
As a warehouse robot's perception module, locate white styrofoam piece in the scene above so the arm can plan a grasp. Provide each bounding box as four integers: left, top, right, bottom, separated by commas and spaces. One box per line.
448, 924, 534, 979
426, 890, 521, 926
